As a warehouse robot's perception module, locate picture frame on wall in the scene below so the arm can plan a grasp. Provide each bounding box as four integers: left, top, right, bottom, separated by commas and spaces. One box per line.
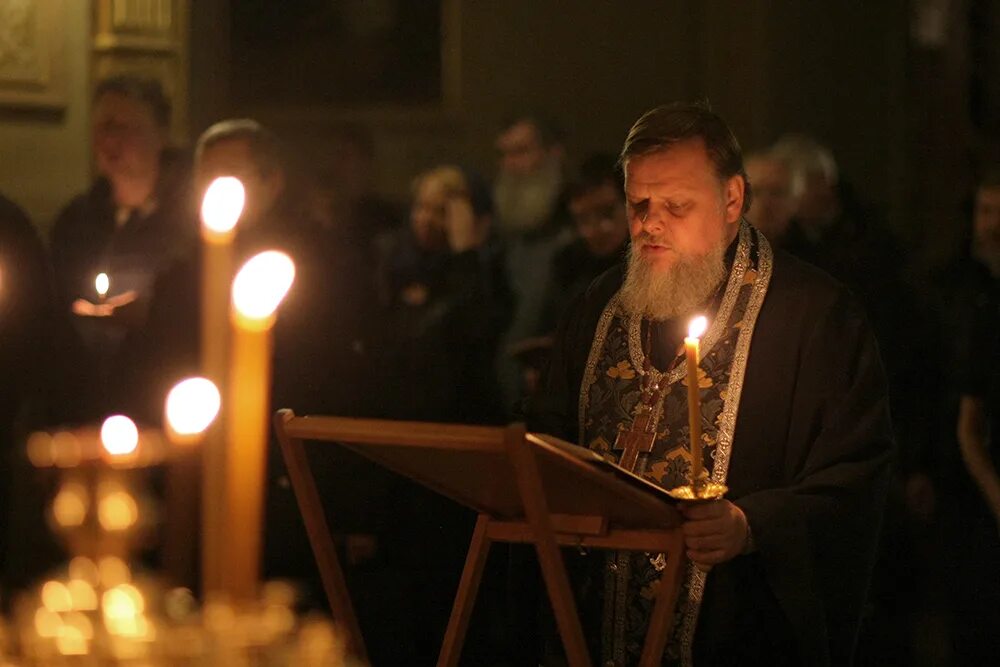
230, 0, 460, 120
0, 0, 67, 110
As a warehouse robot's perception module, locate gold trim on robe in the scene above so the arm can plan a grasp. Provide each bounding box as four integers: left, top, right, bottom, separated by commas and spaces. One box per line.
577, 220, 773, 665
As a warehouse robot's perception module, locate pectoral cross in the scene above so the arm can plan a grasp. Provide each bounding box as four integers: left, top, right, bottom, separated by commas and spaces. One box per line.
613, 376, 662, 472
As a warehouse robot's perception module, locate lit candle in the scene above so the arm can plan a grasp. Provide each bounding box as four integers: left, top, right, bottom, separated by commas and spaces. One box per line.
199, 177, 244, 595
685, 316, 708, 489
100, 415, 138, 458
163, 376, 220, 585
95, 273, 110, 303
223, 250, 295, 600
164, 377, 221, 446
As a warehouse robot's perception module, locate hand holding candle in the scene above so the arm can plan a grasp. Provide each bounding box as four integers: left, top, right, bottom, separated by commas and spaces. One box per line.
685, 316, 708, 489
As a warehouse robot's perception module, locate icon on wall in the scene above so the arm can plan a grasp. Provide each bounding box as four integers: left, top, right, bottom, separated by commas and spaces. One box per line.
0, 0, 67, 109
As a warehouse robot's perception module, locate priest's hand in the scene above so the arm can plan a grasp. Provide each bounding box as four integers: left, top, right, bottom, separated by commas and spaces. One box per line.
679, 500, 750, 567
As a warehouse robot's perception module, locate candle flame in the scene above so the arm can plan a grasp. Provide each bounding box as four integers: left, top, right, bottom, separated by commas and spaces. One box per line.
232, 250, 296, 321
201, 176, 245, 234
688, 315, 708, 339
165, 377, 220, 438
100, 415, 138, 456
95, 272, 110, 297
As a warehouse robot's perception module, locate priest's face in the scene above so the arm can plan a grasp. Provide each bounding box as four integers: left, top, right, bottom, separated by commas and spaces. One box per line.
624, 139, 744, 273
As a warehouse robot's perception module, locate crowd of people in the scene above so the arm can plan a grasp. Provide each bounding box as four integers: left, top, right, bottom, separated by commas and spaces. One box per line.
0, 75, 997, 664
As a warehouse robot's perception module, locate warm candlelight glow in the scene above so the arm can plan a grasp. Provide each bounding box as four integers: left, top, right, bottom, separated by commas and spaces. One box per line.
53, 482, 89, 527
67, 579, 98, 611
97, 484, 139, 531
34, 608, 60, 637
103, 583, 149, 638
685, 315, 708, 490
100, 415, 139, 456
98, 556, 131, 588
687, 315, 708, 340
201, 176, 245, 237
165, 377, 221, 440
56, 624, 88, 655
41, 580, 72, 612
69, 557, 100, 587
103, 583, 145, 618
221, 250, 295, 600
64, 612, 95, 640
231, 251, 296, 323
95, 272, 110, 298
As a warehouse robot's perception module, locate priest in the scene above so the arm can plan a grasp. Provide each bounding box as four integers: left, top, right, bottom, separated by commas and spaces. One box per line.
527, 103, 893, 666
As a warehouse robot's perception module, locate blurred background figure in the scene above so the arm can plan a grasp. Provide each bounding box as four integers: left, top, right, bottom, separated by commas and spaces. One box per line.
49, 74, 195, 421
492, 114, 572, 414
547, 153, 630, 325
744, 148, 803, 244
128, 117, 377, 425
372, 164, 511, 662
928, 170, 1000, 666
0, 193, 66, 594
766, 133, 941, 665
0, 194, 50, 454
377, 164, 510, 424
514, 154, 630, 396
320, 123, 402, 253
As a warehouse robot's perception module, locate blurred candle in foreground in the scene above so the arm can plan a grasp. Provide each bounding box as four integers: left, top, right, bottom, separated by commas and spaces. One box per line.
685, 316, 708, 489
101, 415, 138, 457
95, 272, 110, 302
165, 377, 221, 445
222, 250, 295, 601
199, 176, 244, 594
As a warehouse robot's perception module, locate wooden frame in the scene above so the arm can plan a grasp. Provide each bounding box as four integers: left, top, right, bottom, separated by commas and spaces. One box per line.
0, 0, 68, 109
236, 0, 462, 126
274, 410, 687, 667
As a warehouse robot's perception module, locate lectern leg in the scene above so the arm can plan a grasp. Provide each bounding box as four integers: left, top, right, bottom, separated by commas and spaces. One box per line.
638, 535, 686, 666
437, 514, 493, 667
273, 417, 367, 662
505, 424, 592, 667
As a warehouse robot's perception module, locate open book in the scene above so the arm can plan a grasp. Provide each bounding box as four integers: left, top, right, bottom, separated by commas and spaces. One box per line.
526, 432, 679, 504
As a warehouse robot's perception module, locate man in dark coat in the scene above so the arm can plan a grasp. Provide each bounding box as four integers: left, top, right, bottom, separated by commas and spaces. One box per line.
49, 74, 195, 419
528, 103, 893, 666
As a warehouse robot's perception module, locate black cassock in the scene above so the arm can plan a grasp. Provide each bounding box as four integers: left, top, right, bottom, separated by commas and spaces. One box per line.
528, 236, 894, 666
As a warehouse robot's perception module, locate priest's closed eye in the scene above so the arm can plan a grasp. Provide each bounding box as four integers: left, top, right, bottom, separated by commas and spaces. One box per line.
628, 200, 650, 220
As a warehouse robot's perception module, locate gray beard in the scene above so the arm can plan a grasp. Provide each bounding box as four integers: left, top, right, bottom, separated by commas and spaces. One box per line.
619, 240, 728, 321
493, 158, 563, 234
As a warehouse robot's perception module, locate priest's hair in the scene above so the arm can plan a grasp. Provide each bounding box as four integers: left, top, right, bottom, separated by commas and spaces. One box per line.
619, 239, 727, 321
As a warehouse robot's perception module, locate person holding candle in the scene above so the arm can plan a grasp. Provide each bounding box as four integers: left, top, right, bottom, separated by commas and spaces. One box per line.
526, 102, 893, 666
49, 75, 196, 419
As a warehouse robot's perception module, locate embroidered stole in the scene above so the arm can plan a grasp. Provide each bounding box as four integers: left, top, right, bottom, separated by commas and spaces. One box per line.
577, 221, 773, 666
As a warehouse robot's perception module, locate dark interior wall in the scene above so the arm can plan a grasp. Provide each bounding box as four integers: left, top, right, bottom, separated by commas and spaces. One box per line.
456, 0, 700, 171
190, 1, 929, 243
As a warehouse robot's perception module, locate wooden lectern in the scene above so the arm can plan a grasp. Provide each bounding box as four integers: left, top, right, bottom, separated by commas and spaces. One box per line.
274, 410, 686, 667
